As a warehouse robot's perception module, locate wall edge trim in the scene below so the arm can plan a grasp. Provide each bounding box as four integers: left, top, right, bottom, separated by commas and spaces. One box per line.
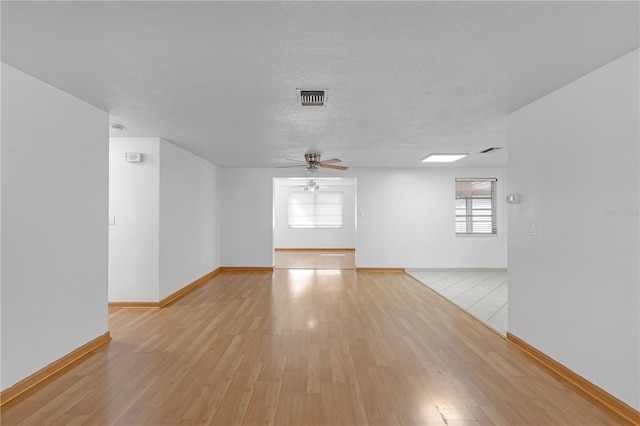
405, 267, 508, 272
159, 268, 221, 307
108, 301, 160, 309
274, 248, 355, 251
0, 332, 111, 406
108, 268, 221, 309
507, 332, 640, 424
356, 268, 405, 273
220, 266, 274, 272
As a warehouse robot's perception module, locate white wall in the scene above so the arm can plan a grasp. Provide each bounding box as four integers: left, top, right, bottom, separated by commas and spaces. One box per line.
221, 167, 507, 268
159, 139, 220, 300
274, 178, 356, 249
355, 168, 507, 268
109, 138, 220, 302
508, 49, 639, 409
0, 61, 3, 388
221, 168, 275, 267
109, 138, 160, 302
1, 64, 109, 390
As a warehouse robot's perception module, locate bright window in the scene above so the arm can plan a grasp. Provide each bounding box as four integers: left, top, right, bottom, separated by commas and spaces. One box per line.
289, 192, 343, 229
455, 178, 497, 235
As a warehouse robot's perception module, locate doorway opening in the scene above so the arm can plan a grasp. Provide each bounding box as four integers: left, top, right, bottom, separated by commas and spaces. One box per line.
272, 177, 357, 270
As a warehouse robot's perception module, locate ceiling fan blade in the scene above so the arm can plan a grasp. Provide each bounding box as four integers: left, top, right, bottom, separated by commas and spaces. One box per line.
321, 164, 348, 170
285, 158, 307, 163
319, 158, 341, 164
277, 164, 307, 168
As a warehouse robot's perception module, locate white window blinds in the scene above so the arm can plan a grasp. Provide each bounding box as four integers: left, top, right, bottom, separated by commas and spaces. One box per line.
288, 192, 343, 229
455, 178, 497, 235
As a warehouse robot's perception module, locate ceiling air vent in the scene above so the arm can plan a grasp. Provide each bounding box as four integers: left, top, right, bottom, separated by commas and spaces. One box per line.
298, 90, 326, 106
479, 147, 503, 154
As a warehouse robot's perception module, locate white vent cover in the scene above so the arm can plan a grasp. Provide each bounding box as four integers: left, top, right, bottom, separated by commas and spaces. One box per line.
298, 89, 326, 106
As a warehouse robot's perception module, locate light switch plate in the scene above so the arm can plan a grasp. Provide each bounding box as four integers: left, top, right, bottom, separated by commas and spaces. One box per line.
108, 215, 115, 225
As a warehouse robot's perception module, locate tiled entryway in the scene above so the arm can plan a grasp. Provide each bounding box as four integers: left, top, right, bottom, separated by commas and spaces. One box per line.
406, 270, 508, 335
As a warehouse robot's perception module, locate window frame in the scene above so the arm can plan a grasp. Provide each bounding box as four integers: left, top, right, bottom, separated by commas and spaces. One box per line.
455, 178, 498, 236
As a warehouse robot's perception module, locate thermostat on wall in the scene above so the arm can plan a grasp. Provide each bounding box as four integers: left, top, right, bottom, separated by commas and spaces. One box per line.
125, 152, 142, 163
506, 194, 521, 204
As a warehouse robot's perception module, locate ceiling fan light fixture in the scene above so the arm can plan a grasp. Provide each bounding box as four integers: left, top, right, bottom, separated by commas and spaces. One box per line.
421, 153, 467, 163
304, 180, 320, 191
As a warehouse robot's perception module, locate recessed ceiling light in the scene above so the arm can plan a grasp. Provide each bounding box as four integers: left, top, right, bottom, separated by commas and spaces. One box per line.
421, 153, 467, 163
110, 124, 125, 131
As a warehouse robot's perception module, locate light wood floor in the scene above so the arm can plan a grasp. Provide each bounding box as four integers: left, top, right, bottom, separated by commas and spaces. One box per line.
1, 270, 628, 425
274, 249, 355, 270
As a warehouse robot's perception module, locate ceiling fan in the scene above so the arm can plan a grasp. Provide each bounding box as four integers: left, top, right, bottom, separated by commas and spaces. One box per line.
289, 179, 324, 192
279, 153, 348, 173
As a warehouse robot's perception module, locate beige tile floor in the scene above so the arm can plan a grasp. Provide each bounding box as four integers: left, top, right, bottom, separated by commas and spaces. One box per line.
406, 269, 508, 335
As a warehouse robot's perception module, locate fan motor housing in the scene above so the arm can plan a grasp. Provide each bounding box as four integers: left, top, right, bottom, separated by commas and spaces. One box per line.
305, 153, 321, 164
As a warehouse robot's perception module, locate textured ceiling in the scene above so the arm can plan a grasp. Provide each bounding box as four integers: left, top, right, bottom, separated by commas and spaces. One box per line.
2, 1, 638, 168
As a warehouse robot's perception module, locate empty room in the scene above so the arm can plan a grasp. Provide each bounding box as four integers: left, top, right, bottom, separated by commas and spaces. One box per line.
1, 1, 639, 425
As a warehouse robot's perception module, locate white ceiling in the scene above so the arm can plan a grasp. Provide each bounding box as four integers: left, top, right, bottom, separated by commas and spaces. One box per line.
2, 1, 638, 169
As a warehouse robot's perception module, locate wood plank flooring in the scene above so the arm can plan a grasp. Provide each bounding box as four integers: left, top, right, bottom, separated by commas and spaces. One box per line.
0, 270, 629, 425
274, 249, 355, 270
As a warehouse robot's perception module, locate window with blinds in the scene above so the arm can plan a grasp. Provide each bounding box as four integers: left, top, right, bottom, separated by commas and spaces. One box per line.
455, 178, 497, 235
289, 192, 343, 229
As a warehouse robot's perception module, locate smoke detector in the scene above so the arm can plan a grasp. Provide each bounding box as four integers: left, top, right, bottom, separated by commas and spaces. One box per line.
297, 89, 326, 106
